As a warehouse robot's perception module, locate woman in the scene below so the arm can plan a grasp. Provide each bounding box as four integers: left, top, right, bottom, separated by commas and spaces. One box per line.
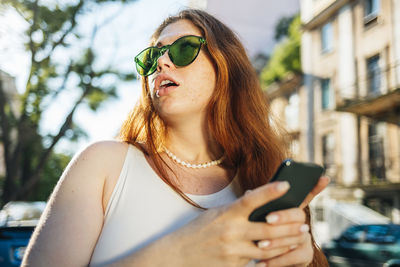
22, 9, 330, 267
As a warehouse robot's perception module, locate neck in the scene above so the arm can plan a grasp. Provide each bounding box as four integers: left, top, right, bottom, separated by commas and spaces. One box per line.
165, 115, 222, 163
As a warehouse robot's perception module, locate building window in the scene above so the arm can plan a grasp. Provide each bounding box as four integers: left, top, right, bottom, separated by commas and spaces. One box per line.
368, 122, 385, 181
321, 22, 333, 53
322, 133, 335, 170
321, 78, 333, 110
366, 55, 381, 95
364, 0, 380, 24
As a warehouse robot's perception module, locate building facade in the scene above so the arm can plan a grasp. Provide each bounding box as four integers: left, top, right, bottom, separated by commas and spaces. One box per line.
299, 0, 400, 223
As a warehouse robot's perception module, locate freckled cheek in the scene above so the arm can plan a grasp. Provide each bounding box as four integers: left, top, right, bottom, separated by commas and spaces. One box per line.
188, 75, 214, 102
184, 90, 200, 104
182, 58, 216, 102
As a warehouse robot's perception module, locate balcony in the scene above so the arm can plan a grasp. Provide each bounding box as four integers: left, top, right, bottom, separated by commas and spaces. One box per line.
336, 87, 400, 124
335, 63, 400, 125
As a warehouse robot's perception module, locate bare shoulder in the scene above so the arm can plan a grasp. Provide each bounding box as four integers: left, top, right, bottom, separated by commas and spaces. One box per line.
74, 140, 129, 169
21, 140, 130, 266
83, 139, 129, 153
58, 140, 129, 190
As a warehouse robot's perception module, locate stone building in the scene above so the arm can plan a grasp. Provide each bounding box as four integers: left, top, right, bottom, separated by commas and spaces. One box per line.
266, 0, 400, 245
300, 0, 400, 223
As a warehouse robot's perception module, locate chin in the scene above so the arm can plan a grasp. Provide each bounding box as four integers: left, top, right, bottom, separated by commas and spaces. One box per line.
160, 106, 200, 120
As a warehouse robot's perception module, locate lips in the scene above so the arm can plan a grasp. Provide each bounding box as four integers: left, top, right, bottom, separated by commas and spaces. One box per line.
154, 74, 180, 97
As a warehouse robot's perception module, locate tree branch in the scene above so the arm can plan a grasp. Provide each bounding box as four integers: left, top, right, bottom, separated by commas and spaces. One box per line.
15, 89, 88, 199
44, 0, 84, 60
43, 60, 74, 108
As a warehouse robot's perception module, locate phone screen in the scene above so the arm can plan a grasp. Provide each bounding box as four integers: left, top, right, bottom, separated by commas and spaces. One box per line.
248, 159, 324, 222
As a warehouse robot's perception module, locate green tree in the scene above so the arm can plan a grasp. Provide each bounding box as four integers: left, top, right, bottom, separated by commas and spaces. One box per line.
260, 15, 301, 88
274, 15, 296, 41
0, 0, 136, 204
29, 151, 72, 201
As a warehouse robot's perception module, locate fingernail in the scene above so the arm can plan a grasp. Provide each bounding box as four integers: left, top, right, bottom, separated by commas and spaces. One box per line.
257, 240, 271, 248
300, 224, 310, 233
245, 189, 252, 195
276, 181, 290, 192
290, 244, 298, 250
266, 214, 279, 224
255, 262, 267, 267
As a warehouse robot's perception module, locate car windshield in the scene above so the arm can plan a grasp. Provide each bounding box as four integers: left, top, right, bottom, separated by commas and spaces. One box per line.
0, 201, 46, 227
341, 224, 400, 243
342, 225, 364, 242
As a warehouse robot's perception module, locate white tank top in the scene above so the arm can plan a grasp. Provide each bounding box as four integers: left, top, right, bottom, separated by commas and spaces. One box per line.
89, 145, 255, 266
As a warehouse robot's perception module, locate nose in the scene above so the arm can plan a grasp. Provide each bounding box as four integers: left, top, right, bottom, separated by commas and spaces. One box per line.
156, 50, 175, 72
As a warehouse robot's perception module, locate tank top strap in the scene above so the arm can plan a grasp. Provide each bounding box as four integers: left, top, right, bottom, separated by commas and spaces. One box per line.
104, 145, 142, 219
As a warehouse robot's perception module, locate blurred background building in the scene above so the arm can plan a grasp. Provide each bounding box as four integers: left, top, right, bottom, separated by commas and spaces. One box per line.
303, 0, 400, 220
266, 0, 400, 243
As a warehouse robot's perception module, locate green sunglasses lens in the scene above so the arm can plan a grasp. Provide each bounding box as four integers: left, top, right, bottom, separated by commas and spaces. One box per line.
135, 47, 160, 76
134, 35, 205, 76
169, 36, 203, 66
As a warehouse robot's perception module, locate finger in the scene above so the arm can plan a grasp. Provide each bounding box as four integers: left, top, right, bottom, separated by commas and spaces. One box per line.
265, 208, 306, 225
237, 242, 291, 260
257, 233, 309, 250
265, 234, 313, 267
300, 176, 330, 209
244, 222, 309, 240
232, 181, 290, 215
311, 176, 330, 196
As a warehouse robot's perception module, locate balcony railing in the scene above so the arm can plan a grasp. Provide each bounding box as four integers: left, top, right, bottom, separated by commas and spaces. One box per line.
335, 62, 400, 125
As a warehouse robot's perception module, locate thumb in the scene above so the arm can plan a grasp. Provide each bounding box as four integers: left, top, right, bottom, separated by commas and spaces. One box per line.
232, 181, 290, 216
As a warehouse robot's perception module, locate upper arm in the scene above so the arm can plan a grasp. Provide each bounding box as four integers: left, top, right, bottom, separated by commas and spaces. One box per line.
22, 141, 129, 267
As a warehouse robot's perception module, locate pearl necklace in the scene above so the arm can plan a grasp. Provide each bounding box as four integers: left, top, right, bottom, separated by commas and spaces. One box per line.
164, 148, 224, 169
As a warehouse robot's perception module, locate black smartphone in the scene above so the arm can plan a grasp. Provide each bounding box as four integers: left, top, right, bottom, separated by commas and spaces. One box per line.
248, 159, 325, 222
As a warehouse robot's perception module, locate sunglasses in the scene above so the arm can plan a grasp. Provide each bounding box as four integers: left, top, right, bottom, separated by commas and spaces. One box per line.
134, 35, 206, 77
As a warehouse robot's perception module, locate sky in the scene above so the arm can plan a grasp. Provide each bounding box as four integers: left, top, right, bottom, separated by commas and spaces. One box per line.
0, 0, 300, 155
0, 0, 194, 154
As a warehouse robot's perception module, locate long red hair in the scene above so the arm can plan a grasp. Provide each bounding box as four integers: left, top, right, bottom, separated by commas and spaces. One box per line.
119, 9, 328, 266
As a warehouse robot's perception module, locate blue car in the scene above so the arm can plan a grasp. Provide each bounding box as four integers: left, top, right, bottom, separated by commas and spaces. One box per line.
0, 201, 46, 266
323, 224, 400, 267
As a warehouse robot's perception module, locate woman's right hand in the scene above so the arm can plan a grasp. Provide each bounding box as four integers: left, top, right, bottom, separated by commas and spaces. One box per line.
166, 181, 311, 267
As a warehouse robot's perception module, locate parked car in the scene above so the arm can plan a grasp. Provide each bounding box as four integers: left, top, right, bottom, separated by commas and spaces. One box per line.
0, 201, 46, 267
323, 224, 400, 267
